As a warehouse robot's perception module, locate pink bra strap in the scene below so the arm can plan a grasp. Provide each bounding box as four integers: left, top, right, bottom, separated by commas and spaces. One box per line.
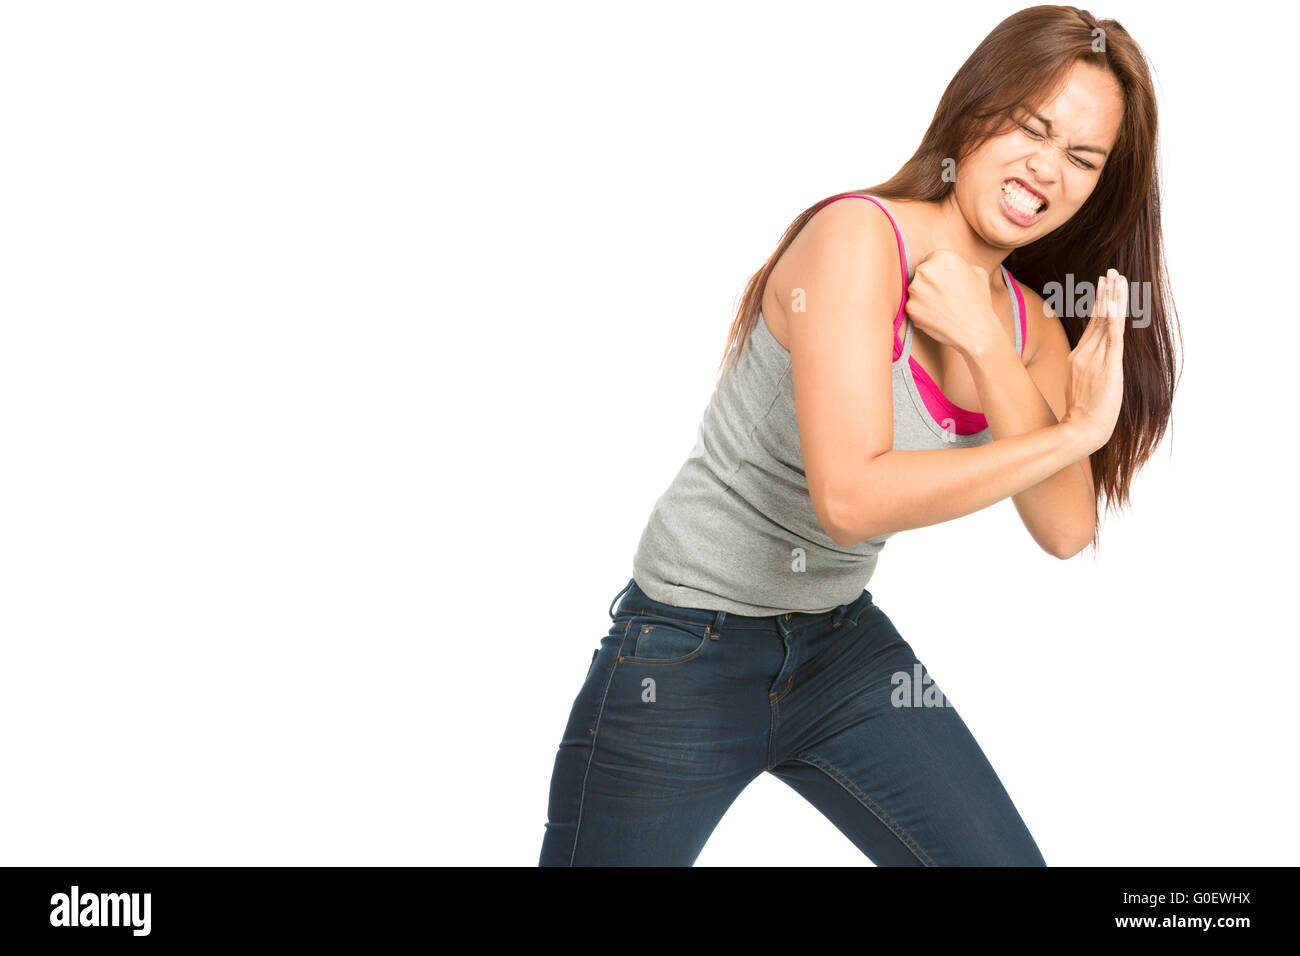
807, 192, 909, 359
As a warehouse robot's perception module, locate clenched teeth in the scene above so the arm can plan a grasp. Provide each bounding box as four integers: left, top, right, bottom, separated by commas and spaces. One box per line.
1002, 180, 1044, 215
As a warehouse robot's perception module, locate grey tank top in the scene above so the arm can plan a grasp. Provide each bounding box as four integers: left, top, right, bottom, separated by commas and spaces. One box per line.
631, 193, 1026, 615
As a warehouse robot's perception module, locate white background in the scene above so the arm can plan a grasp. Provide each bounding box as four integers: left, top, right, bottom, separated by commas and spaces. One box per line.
1, 0, 1296, 866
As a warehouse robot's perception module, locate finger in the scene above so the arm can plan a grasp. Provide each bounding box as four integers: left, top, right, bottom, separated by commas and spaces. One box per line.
1106, 280, 1127, 351
1102, 272, 1119, 339
1078, 278, 1107, 359
1112, 272, 1129, 331
1094, 276, 1110, 320
1072, 276, 1105, 351
1077, 277, 1108, 352
1099, 276, 1121, 348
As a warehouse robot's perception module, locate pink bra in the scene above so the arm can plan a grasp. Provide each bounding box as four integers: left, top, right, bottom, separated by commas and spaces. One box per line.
809, 192, 1027, 435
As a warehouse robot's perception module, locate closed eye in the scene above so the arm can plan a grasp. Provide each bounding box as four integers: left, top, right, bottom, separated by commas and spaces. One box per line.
1016, 122, 1097, 171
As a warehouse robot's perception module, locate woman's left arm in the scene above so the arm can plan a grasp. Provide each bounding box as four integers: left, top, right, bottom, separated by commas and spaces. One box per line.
961, 296, 1097, 558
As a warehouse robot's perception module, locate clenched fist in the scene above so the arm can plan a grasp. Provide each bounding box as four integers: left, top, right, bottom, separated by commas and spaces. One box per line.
904, 249, 1003, 356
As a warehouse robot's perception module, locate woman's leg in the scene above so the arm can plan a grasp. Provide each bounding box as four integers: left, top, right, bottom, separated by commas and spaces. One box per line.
765, 602, 1046, 866
538, 608, 770, 866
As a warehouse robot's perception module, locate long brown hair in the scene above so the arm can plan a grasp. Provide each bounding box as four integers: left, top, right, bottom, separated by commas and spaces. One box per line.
714, 5, 1181, 551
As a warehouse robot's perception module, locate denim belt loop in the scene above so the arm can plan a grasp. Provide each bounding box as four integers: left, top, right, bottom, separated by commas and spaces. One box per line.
609, 578, 634, 620
705, 608, 726, 640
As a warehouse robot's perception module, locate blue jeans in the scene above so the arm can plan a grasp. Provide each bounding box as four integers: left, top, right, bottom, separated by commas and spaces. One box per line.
538, 577, 1046, 866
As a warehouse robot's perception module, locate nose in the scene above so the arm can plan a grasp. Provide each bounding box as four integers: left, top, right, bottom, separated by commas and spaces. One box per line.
1026, 136, 1065, 183
1025, 150, 1058, 188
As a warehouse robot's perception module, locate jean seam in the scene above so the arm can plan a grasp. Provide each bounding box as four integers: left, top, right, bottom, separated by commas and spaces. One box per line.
569, 616, 633, 866
773, 625, 812, 708
613, 615, 772, 631
612, 607, 871, 634
620, 622, 712, 666
793, 750, 936, 867
774, 672, 795, 703
612, 611, 711, 636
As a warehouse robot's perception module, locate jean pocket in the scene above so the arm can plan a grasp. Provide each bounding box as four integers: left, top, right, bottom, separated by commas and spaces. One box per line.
620, 614, 713, 665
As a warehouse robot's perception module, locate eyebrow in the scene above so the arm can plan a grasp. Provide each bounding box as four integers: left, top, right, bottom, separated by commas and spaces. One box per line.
1023, 108, 1110, 156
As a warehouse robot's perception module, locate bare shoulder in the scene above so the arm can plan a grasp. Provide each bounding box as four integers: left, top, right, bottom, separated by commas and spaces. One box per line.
766, 195, 902, 328
792, 193, 899, 258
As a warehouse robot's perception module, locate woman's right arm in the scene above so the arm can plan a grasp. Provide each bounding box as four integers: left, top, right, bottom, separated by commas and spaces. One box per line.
779, 198, 1102, 548
828, 419, 1096, 544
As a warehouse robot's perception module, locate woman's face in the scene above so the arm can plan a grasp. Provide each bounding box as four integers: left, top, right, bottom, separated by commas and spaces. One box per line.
955, 60, 1125, 246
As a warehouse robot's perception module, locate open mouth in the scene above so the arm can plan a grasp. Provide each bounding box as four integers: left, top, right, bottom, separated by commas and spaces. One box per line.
1001, 178, 1048, 218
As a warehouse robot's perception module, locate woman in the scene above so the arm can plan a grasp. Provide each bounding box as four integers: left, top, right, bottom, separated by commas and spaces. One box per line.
539, 5, 1179, 866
